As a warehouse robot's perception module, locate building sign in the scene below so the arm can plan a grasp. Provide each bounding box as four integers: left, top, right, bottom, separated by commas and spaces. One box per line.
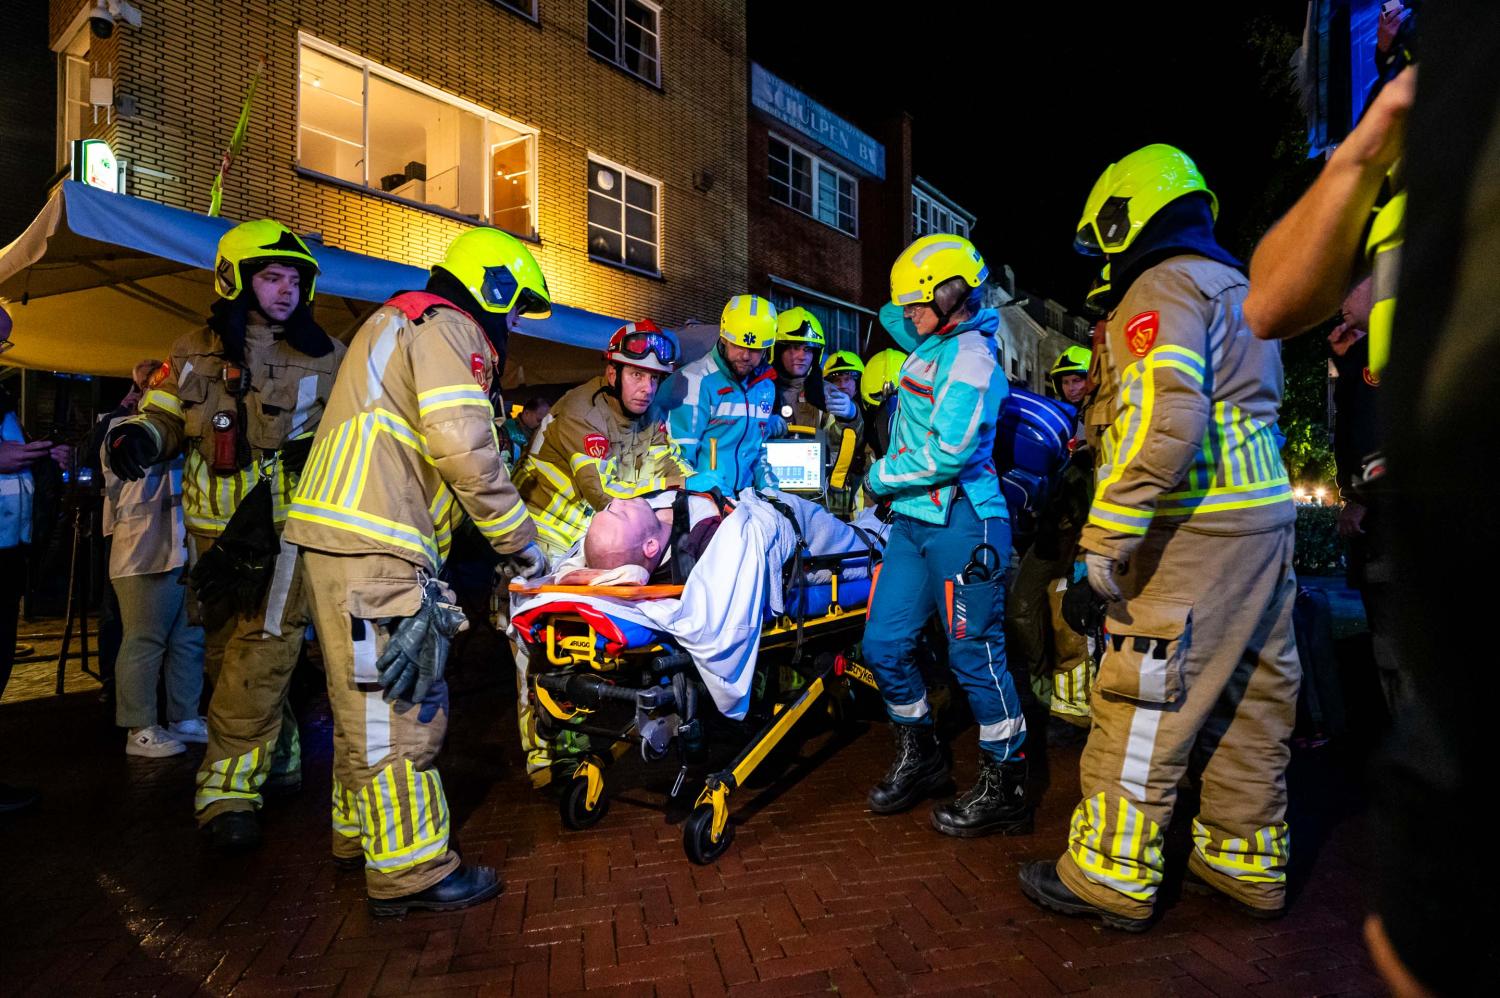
751, 64, 885, 179
71, 139, 120, 194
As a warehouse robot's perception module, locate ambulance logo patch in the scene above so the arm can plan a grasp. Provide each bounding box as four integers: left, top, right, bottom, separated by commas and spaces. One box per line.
1125, 311, 1159, 357
470, 352, 490, 391
583, 433, 610, 459
147, 361, 171, 389
1363, 366, 1381, 387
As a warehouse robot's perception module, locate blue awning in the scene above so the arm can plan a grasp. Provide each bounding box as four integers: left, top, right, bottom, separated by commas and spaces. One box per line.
0, 181, 627, 376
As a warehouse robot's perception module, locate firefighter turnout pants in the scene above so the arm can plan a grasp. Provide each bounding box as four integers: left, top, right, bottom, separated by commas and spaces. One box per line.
302, 550, 461, 899
863, 497, 1026, 761
1057, 522, 1300, 919
193, 535, 311, 822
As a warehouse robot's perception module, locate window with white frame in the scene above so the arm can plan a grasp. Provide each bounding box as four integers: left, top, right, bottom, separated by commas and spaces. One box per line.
56, 25, 93, 166
588, 156, 661, 274
587, 0, 661, 86
912, 185, 973, 239
768, 135, 857, 236
297, 37, 537, 235
770, 290, 864, 356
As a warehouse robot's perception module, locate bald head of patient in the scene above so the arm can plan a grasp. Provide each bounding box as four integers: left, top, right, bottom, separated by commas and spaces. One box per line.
583, 498, 673, 572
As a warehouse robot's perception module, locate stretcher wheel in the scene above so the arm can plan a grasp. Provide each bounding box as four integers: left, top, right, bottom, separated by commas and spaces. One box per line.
682, 803, 734, 864
560, 774, 609, 830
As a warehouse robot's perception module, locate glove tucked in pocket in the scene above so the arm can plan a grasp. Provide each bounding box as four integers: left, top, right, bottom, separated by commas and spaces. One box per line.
1096, 595, 1193, 705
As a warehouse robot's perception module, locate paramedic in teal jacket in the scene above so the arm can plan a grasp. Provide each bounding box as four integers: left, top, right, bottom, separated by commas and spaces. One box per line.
862, 234, 1032, 838
660, 295, 779, 494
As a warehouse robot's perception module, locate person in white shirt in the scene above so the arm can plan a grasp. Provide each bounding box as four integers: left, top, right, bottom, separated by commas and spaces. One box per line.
100, 360, 205, 757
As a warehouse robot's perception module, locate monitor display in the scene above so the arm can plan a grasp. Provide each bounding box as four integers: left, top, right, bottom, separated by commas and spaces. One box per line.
765, 439, 825, 492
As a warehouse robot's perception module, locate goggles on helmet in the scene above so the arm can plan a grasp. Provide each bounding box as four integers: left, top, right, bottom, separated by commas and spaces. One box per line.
614, 330, 679, 367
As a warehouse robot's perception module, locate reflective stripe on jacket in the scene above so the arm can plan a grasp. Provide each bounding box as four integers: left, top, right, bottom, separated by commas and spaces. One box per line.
283, 296, 535, 572
514, 375, 691, 556
1083, 255, 1294, 559
660, 347, 777, 493
129, 322, 344, 537
866, 308, 1009, 525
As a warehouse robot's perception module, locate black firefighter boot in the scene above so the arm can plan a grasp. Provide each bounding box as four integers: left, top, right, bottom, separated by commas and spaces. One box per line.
931, 755, 1033, 837
867, 723, 950, 814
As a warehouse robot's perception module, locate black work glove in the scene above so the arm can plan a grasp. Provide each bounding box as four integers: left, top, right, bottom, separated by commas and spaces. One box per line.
104, 422, 157, 481
375, 582, 468, 707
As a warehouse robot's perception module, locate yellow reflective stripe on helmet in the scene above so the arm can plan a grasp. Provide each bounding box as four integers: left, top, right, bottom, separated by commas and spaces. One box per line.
1191, 819, 1288, 884
140, 388, 182, 417
1067, 792, 1165, 901
417, 384, 493, 418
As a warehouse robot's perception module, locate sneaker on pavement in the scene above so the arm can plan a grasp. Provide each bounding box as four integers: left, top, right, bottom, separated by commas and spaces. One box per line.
126, 726, 187, 758
168, 717, 209, 744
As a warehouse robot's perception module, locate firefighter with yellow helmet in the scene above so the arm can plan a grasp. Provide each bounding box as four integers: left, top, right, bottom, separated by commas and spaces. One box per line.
862, 234, 1032, 838
1018, 144, 1299, 930
105, 219, 344, 851
659, 295, 779, 493
282, 227, 550, 915
770, 307, 862, 456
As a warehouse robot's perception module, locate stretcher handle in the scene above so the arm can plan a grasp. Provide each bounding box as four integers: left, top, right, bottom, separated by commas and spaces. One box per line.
652, 651, 693, 673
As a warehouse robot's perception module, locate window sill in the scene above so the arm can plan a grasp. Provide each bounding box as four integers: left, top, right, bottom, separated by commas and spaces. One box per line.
767, 197, 859, 241
294, 166, 540, 244
586, 49, 664, 94
589, 254, 665, 282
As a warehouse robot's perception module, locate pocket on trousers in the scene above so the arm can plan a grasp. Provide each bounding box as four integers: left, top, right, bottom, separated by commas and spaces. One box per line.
345, 578, 424, 621
1096, 595, 1192, 705
944, 574, 1002, 642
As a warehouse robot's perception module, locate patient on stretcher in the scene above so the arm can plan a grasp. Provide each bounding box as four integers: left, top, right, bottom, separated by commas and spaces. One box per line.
557, 490, 880, 587
510, 489, 886, 717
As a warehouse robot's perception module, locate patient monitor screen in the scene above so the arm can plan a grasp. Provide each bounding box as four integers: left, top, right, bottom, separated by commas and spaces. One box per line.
766, 439, 824, 492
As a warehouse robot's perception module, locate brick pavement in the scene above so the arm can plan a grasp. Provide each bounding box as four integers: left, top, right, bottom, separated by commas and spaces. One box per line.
0, 639, 1385, 997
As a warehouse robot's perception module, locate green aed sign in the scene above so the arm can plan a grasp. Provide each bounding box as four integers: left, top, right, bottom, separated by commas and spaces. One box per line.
71, 138, 120, 194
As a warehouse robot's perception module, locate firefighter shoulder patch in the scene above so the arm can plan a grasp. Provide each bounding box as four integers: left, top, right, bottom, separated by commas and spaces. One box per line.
583, 433, 610, 459
1124, 311, 1159, 357
147, 360, 171, 389
470, 352, 490, 391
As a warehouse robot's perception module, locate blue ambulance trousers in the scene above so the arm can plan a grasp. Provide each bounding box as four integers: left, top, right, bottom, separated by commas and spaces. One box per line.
863, 496, 1026, 761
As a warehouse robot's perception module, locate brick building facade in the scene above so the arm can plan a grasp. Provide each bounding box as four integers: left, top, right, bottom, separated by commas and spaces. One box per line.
46, 0, 750, 329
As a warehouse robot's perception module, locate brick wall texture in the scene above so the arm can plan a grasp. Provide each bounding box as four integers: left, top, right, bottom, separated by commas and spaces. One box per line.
49, 0, 749, 328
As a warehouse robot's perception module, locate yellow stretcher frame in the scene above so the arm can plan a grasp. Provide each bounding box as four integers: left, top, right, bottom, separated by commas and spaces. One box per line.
521, 587, 879, 864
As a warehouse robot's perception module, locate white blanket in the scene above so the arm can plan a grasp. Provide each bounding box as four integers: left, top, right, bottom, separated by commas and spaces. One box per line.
510, 491, 885, 719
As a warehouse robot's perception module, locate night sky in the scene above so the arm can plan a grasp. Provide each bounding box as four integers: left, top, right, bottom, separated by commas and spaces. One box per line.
748, 1, 1314, 309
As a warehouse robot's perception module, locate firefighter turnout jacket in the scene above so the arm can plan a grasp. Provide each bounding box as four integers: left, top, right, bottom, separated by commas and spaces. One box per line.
131, 321, 344, 537
1083, 255, 1294, 558
514, 375, 693, 555
283, 292, 535, 571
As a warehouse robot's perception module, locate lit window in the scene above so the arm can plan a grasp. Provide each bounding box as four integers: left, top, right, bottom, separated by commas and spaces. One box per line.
588, 0, 661, 86
297, 37, 537, 235
769, 135, 856, 236
588, 156, 661, 275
